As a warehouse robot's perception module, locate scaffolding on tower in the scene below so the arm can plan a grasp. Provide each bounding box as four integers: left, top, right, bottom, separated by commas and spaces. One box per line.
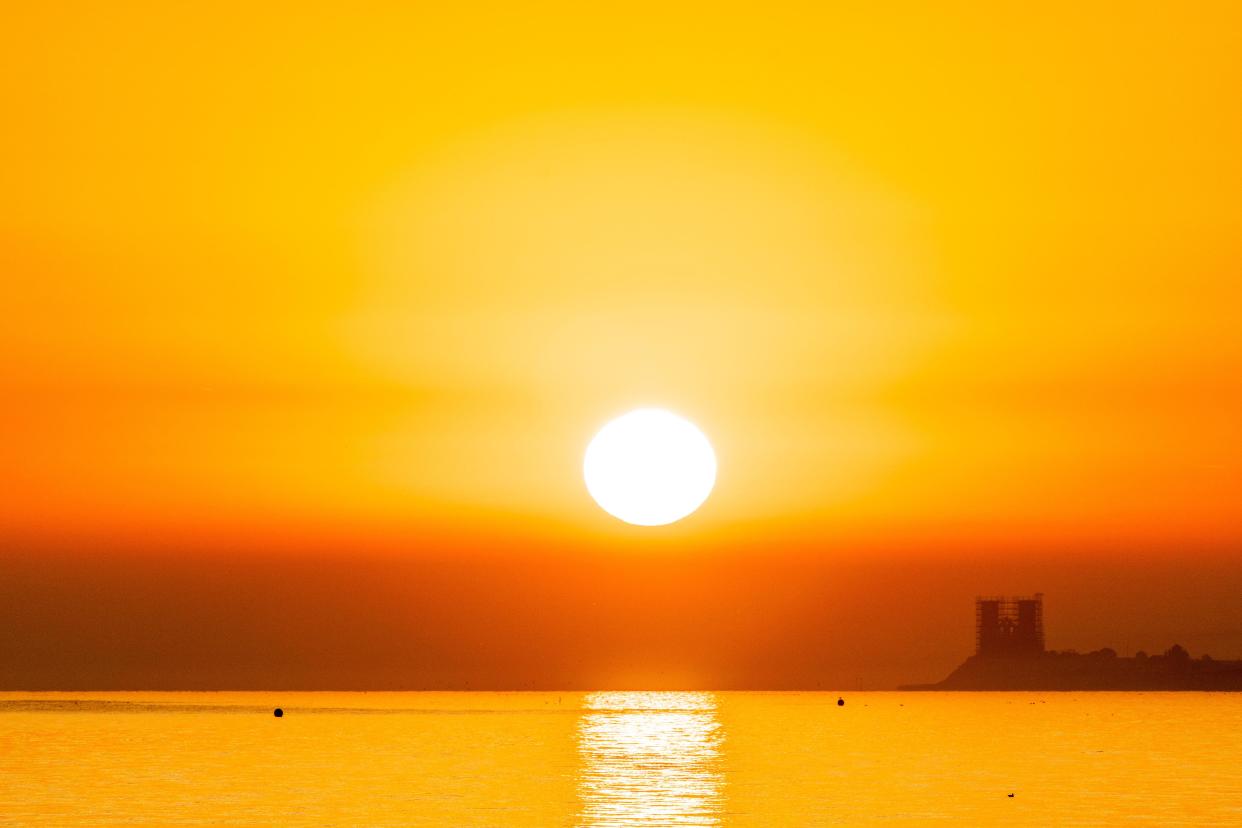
975, 594, 1044, 656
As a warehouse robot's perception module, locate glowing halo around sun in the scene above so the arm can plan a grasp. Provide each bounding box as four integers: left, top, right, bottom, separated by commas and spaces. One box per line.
583, 408, 717, 526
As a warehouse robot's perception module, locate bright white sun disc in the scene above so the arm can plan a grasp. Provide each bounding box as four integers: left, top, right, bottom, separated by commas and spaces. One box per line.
583, 408, 717, 526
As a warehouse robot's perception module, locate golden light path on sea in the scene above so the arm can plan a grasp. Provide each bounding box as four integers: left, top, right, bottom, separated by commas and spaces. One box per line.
577, 691, 723, 826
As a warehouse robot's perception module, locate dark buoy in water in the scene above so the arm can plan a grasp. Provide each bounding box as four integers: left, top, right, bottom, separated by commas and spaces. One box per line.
273, 708, 284, 718
837, 697, 845, 707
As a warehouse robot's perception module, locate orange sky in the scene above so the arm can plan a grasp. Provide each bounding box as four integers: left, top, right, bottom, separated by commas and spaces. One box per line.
2, 3, 1241, 687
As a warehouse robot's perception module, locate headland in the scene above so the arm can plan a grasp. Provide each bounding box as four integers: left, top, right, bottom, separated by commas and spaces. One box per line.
901, 594, 1242, 691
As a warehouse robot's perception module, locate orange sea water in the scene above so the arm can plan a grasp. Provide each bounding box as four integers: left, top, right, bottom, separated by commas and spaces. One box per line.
2, 691, 1240, 826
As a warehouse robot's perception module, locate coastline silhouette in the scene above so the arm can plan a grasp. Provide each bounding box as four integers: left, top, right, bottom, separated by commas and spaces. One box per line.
902, 595, 1242, 691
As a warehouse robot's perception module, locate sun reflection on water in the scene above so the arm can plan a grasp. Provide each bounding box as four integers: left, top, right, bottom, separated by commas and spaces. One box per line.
576, 691, 724, 827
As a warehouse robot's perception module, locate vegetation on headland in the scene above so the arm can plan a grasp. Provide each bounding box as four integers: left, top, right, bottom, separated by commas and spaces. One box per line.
900, 644, 1242, 691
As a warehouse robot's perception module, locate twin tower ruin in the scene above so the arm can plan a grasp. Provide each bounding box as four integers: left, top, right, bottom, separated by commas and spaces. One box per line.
975, 594, 1045, 657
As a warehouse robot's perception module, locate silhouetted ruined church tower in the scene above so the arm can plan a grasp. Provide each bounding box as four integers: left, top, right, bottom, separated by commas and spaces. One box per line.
975, 594, 1045, 656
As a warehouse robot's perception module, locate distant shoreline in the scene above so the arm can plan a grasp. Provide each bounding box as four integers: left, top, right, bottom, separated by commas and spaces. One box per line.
900, 647, 1242, 691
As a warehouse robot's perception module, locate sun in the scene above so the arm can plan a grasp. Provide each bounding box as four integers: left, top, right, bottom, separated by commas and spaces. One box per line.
583, 408, 717, 526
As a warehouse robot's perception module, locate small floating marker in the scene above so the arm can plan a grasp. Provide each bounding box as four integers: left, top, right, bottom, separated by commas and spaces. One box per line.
273, 708, 284, 718
837, 697, 845, 707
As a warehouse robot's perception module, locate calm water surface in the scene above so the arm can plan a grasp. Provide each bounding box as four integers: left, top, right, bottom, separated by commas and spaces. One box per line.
2, 691, 1240, 825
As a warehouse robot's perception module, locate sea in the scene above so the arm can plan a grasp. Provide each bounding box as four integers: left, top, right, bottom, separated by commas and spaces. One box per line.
2, 691, 1240, 826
